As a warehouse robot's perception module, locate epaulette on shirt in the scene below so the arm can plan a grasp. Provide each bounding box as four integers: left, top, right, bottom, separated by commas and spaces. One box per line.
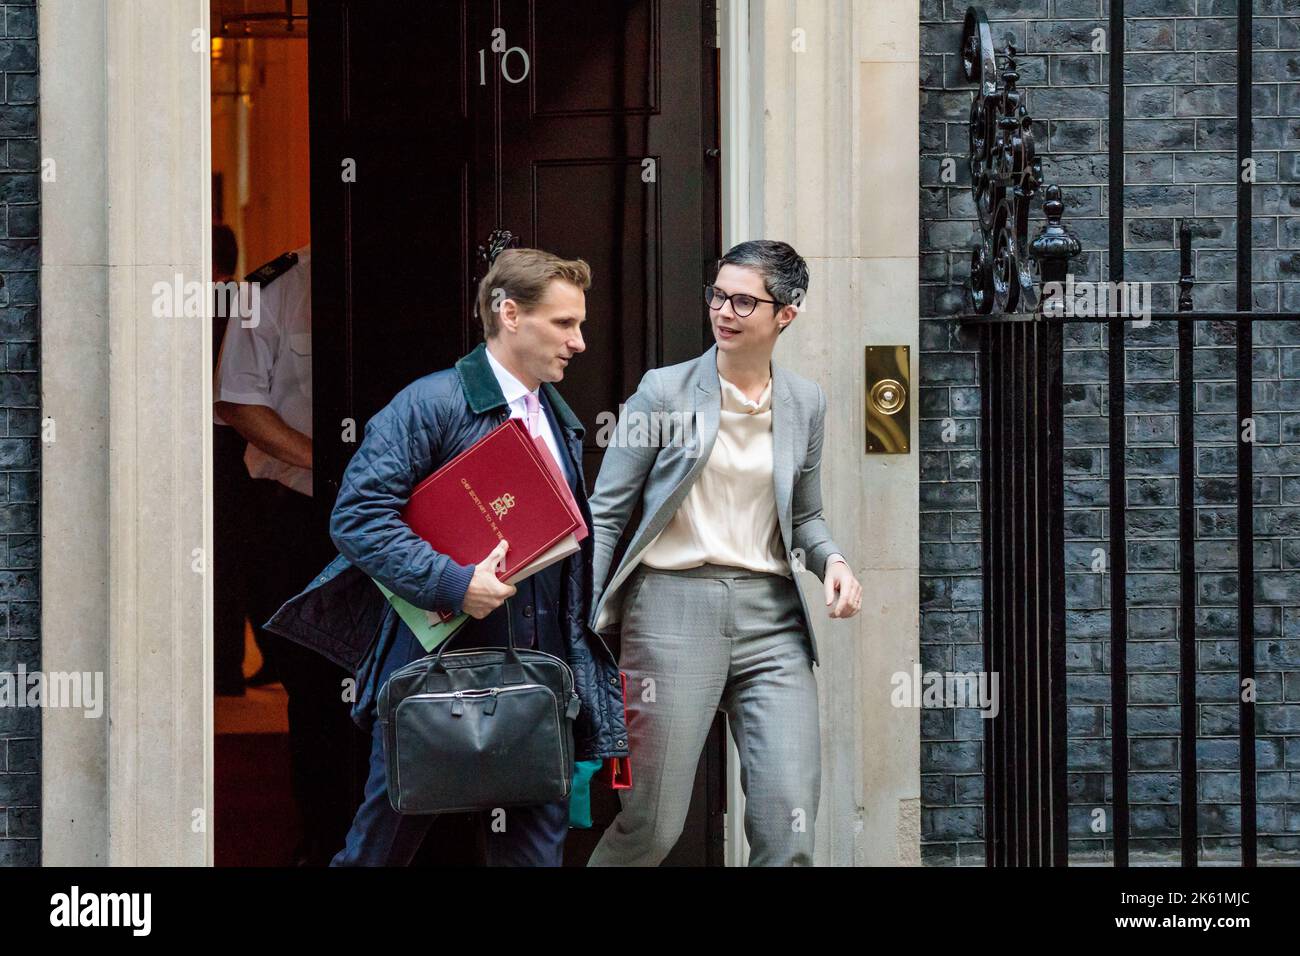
244, 250, 299, 288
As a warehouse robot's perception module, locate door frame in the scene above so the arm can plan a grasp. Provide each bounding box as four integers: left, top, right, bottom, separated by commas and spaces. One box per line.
39, 0, 215, 865
719, 0, 753, 869
38, 0, 750, 868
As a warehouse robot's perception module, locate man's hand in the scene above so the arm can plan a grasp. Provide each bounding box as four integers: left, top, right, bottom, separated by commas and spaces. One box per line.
824, 559, 862, 619
462, 539, 517, 619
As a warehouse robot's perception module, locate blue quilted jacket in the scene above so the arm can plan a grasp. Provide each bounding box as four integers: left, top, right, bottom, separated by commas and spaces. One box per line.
263, 342, 630, 762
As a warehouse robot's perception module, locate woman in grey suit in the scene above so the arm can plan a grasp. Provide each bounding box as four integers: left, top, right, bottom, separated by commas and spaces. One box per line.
585, 240, 862, 866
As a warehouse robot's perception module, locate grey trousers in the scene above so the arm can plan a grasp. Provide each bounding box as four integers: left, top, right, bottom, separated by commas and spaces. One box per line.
587, 562, 821, 867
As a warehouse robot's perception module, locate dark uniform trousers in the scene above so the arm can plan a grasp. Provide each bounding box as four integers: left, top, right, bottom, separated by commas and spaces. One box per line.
332, 394, 576, 866
213, 424, 253, 692
246, 478, 370, 865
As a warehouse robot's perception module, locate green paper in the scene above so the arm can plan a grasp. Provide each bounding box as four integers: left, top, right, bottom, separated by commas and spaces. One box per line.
371, 578, 469, 653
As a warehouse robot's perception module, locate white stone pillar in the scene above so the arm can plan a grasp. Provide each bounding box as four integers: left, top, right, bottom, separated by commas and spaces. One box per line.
748, 0, 921, 865
39, 0, 111, 867
41, 0, 212, 866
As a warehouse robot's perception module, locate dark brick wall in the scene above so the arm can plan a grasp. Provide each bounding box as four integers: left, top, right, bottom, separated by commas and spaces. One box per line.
0, 0, 39, 867
920, 0, 1300, 865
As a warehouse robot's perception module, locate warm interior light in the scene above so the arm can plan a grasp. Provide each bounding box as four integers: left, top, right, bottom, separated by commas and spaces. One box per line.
211, 36, 224, 60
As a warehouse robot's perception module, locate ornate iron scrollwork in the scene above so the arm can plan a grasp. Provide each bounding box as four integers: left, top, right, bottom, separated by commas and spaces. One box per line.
961, 6, 1061, 315
477, 228, 519, 272
472, 228, 520, 320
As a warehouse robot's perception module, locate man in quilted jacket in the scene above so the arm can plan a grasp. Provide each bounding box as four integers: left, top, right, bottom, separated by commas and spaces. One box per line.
265, 248, 629, 866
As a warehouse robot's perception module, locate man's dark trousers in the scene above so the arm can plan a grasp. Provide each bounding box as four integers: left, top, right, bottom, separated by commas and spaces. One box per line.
330, 588, 571, 866
332, 394, 577, 866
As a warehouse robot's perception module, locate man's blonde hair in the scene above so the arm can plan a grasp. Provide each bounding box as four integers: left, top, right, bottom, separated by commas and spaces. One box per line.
476, 248, 592, 338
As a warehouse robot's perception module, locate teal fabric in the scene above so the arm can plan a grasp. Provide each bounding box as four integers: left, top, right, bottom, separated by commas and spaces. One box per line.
568, 759, 603, 828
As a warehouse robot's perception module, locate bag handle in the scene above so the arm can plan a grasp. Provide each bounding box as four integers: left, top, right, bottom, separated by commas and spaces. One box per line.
429, 596, 526, 685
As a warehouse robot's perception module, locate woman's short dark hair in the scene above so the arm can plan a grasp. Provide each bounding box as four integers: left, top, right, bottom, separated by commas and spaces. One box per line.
715, 240, 809, 333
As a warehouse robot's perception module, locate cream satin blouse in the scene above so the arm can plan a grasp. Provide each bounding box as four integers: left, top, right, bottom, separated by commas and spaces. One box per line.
639, 369, 791, 576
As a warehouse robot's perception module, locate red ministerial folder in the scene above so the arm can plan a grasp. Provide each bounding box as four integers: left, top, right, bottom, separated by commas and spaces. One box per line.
598, 671, 633, 789
523, 428, 585, 544
427, 425, 587, 623
401, 419, 587, 617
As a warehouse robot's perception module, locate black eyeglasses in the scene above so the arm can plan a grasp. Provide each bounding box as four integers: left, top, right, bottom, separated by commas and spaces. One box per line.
703, 284, 784, 318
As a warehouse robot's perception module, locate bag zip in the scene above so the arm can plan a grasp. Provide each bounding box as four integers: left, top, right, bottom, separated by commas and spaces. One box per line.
392, 646, 574, 685
390, 647, 575, 699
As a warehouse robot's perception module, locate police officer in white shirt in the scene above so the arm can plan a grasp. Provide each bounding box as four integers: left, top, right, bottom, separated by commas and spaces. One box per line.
215, 245, 313, 494
214, 244, 366, 866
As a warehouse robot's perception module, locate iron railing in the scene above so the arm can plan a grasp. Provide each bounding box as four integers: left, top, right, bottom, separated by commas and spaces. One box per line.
957, 2, 1295, 866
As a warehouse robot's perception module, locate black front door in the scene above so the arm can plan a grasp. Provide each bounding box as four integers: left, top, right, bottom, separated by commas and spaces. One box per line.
309, 0, 724, 865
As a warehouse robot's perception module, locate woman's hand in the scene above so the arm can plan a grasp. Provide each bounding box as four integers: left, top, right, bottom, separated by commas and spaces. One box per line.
824, 559, 862, 619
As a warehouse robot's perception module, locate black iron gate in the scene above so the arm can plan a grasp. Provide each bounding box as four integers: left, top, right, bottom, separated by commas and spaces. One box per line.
957, 3, 1290, 866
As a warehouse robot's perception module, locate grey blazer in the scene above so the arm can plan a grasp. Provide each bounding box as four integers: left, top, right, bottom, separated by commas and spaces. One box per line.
587, 343, 844, 665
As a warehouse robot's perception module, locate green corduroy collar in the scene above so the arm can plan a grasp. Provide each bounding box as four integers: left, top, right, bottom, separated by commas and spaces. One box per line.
455, 341, 586, 439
